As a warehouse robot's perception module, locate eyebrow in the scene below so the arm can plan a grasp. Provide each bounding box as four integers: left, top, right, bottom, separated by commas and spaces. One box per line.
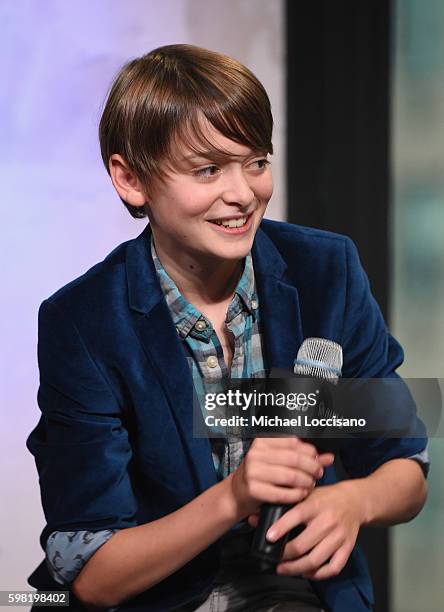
181, 151, 263, 163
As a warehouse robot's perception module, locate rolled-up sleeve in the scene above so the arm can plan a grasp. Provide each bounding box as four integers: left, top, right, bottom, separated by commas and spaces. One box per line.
46, 529, 118, 585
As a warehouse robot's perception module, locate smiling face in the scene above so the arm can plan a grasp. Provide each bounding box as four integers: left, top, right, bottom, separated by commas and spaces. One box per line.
145, 122, 273, 265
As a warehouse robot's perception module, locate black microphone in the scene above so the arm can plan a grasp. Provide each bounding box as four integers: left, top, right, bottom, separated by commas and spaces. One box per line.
250, 338, 343, 571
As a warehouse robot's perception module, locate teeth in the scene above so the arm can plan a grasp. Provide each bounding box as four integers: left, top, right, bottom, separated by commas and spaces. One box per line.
212, 216, 248, 228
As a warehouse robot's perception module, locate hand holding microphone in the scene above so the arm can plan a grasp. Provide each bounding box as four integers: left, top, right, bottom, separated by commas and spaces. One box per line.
249, 338, 343, 571
229, 436, 334, 520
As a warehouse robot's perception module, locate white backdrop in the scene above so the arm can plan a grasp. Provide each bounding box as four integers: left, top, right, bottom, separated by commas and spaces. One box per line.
0, 0, 285, 594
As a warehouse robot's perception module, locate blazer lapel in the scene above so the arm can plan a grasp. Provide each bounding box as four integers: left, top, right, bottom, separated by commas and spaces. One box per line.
252, 227, 304, 372
126, 224, 216, 494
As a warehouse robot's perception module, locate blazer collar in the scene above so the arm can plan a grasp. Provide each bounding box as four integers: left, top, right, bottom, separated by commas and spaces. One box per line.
126, 223, 163, 315
252, 225, 304, 371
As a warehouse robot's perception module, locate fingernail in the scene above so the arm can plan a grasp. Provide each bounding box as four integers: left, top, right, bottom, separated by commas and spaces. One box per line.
266, 529, 277, 542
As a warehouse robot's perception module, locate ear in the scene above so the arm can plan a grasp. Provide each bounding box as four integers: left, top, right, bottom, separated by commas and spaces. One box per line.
109, 154, 146, 207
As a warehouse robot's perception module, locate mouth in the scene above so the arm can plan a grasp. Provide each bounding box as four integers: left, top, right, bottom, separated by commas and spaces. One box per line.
206, 212, 254, 234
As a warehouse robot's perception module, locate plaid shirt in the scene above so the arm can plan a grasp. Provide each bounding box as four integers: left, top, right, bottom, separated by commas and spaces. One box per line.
151, 237, 267, 479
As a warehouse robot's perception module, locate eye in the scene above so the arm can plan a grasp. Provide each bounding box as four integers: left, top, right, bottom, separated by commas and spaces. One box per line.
193, 165, 220, 179
249, 158, 270, 171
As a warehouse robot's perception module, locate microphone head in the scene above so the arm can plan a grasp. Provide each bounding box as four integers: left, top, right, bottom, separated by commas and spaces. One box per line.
294, 337, 343, 382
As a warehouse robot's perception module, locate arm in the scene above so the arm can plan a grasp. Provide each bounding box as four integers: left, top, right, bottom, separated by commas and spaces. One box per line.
73, 438, 333, 608
343, 456, 427, 527
252, 237, 429, 580
72, 475, 239, 608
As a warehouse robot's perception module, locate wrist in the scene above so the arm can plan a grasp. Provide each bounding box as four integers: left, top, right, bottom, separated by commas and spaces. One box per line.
219, 473, 248, 524
337, 478, 372, 526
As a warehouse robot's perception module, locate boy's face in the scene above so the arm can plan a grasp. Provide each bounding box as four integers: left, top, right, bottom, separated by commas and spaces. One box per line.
145, 121, 273, 264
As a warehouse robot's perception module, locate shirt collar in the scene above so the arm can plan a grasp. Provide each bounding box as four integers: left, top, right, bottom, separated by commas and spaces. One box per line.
150, 236, 258, 338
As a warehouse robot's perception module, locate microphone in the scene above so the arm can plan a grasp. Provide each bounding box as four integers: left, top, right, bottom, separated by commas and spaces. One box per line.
250, 338, 343, 571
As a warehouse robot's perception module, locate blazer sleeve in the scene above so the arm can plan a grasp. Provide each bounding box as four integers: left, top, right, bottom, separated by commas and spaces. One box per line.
27, 299, 138, 549
337, 238, 428, 478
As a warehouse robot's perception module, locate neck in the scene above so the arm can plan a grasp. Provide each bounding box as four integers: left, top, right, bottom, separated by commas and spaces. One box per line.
152, 234, 243, 307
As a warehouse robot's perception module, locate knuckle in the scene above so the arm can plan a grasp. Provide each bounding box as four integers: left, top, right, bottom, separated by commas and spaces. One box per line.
336, 526, 346, 540
291, 453, 300, 468
305, 556, 317, 572
286, 472, 297, 487
324, 510, 337, 526
289, 471, 302, 487
328, 561, 342, 577
298, 488, 309, 500
289, 541, 302, 557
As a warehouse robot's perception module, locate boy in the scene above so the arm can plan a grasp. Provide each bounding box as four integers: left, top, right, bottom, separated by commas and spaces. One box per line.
28, 44, 428, 611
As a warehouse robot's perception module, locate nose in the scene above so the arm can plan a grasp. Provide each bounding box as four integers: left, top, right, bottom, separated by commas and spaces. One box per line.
221, 167, 255, 207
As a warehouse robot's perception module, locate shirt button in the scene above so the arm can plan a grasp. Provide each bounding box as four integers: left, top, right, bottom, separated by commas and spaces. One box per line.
206, 355, 218, 368
195, 320, 207, 332
251, 299, 258, 310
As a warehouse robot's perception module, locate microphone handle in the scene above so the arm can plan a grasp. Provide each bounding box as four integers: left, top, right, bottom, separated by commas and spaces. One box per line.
250, 503, 305, 571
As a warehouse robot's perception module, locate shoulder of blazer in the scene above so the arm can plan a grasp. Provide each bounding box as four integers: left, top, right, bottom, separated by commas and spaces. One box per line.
256, 219, 354, 286
42, 224, 156, 316
258, 218, 350, 254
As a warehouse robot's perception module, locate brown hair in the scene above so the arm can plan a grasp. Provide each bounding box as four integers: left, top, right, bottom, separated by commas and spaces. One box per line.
99, 44, 273, 218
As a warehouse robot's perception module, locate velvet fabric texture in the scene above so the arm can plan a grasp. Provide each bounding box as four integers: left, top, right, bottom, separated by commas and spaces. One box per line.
27, 220, 427, 611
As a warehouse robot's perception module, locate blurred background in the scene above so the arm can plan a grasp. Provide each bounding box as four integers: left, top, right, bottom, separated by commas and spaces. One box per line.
1, 1, 443, 611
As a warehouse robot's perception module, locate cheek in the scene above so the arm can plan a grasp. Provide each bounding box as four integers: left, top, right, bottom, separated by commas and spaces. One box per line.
172, 190, 215, 218
254, 172, 273, 202
258, 179, 273, 203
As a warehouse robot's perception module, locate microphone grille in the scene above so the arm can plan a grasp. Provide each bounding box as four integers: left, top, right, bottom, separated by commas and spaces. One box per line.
294, 337, 343, 382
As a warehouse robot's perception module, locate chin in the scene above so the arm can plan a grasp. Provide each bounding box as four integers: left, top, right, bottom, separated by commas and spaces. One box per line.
214, 245, 252, 261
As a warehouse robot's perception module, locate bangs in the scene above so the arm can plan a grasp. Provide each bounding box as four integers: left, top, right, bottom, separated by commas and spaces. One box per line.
161, 83, 273, 174
167, 113, 271, 168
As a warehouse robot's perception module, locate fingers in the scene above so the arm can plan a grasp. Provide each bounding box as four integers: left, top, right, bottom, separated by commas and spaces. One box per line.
250, 452, 324, 485
246, 462, 317, 489
266, 503, 309, 543
318, 452, 335, 467
280, 515, 332, 561
245, 481, 311, 506
277, 530, 346, 577
231, 438, 335, 517
250, 438, 331, 482
303, 544, 352, 580
251, 437, 318, 456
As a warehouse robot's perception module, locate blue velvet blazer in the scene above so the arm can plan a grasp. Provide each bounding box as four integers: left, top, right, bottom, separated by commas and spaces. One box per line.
27, 220, 427, 611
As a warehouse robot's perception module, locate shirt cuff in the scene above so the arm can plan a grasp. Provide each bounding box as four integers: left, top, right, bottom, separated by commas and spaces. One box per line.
408, 448, 430, 478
